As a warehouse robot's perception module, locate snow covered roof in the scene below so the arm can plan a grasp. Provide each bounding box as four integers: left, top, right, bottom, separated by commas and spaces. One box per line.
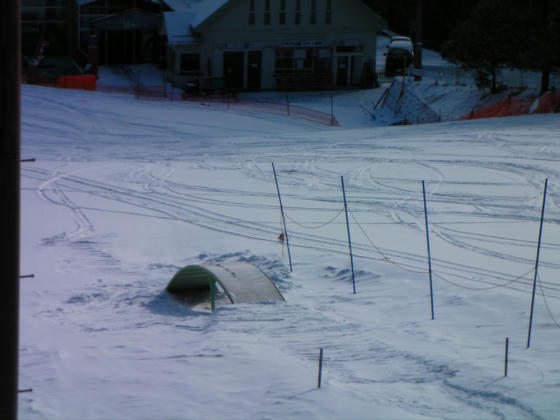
163, 0, 229, 45
161, 0, 196, 12
75, 0, 161, 6
163, 0, 229, 27
164, 11, 198, 45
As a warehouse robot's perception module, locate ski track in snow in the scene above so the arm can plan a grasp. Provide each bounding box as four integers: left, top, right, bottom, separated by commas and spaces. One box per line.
18, 85, 560, 419
22, 138, 560, 295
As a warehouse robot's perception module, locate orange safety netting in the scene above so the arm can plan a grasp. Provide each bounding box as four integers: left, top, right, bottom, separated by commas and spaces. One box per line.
460, 97, 534, 120
533, 90, 560, 114
58, 75, 97, 91
460, 91, 560, 121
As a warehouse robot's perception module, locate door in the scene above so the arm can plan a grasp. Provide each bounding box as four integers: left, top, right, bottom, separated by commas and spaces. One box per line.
351, 55, 363, 85
247, 51, 262, 90
223, 51, 244, 90
336, 56, 349, 87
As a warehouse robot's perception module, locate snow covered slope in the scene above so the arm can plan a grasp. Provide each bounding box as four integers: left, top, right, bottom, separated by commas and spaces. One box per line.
19, 84, 560, 419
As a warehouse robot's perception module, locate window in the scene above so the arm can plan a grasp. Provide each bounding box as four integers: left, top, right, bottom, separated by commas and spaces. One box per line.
279, 0, 286, 25
336, 45, 363, 53
180, 53, 200, 73
21, 11, 40, 21
315, 48, 332, 74
264, 0, 270, 24
326, 0, 332, 24
248, 0, 255, 25
310, 0, 316, 24
295, 0, 301, 24
169, 51, 175, 74
275, 47, 332, 74
275, 48, 293, 72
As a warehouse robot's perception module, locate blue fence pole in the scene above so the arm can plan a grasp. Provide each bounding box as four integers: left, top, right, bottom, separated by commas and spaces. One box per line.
422, 181, 435, 320
317, 347, 324, 388
341, 176, 356, 294
527, 178, 548, 349
504, 337, 509, 377
272, 162, 293, 272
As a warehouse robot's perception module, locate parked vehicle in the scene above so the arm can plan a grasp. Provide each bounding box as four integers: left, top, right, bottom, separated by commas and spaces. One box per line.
385, 36, 414, 77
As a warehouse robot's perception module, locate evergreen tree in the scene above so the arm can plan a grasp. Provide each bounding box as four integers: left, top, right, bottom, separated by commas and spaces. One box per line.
442, 0, 519, 92
363, 0, 477, 49
443, 0, 560, 93
516, 0, 560, 93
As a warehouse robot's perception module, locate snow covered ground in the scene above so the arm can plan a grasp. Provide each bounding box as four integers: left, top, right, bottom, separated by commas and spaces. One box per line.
19, 83, 560, 419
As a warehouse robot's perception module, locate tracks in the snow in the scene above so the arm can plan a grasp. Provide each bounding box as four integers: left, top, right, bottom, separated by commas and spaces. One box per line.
23, 162, 560, 298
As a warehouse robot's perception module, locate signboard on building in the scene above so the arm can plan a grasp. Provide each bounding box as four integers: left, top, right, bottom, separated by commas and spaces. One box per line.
227, 42, 244, 49
282, 40, 327, 48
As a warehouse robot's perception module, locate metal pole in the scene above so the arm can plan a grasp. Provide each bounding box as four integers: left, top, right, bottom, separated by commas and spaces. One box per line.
272, 162, 293, 272
1, 1, 21, 417
414, 0, 423, 81
286, 93, 290, 116
330, 95, 334, 125
504, 337, 509, 377
132, 28, 136, 66
341, 176, 356, 294
136, 70, 141, 99
210, 280, 216, 312
527, 178, 548, 349
105, 29, 108, 66
317, 347, 324, 388
422, 181, 434, 320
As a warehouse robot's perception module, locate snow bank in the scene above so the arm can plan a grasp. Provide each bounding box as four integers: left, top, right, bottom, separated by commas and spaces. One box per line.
18, 84, 560, 420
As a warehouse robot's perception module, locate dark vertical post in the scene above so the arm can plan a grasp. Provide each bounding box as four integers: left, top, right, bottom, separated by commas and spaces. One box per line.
527, 178, 548, 349
87, 33, 99, 78
317, 347, 324, 388
341, 176, 356, 294
286, 93, 290, 116
133, 29, 136, 66
171, 68, 175, 101
414, 0, 423, 81
504, 337, 509, 377
422, 181, 434, 320
105, 29, 108, 66
330, 95, 334, 125
1, 1, 21, 418
210, 280, 216, 312
272, 163, 293, 272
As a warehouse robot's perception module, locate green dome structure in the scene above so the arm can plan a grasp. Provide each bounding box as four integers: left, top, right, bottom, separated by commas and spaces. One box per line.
167, 262, 284, 310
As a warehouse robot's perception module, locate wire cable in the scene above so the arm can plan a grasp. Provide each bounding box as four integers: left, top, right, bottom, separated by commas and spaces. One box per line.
285, 207, 345, 229
432, 267, 535, 291
538, 272, 560, 329
350, 208, 538, 291
349, 209, 428, 275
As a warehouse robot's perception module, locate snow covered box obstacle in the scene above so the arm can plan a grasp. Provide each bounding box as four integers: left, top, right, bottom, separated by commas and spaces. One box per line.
166, 262, 285, 306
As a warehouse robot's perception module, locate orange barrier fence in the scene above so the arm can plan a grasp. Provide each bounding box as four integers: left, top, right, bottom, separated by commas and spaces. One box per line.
460, 91, 560, 121
533, 90, 560, 114
57, 75, 97, 91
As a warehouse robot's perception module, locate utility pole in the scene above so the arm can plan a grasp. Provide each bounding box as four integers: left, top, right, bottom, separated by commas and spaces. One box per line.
1, 1, 21, 419
414, 0, 423, 81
